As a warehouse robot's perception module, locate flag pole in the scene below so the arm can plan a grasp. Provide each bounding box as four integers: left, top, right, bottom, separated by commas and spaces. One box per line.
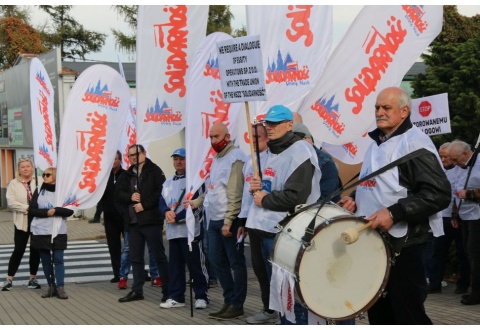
245, 101, 259, 178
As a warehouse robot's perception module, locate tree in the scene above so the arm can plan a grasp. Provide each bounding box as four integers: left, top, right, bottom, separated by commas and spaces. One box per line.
207, 5, 233, 35
112, 5, 236, 54
111, 5, 137, 54
232, 26, 247, 38
412, 6, 480, 146
0, 5, 30, 22
0, 17, 46, 69
38, 5, 106, 60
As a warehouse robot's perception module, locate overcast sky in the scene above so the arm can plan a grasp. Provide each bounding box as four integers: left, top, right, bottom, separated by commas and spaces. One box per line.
26, 5, 480, 63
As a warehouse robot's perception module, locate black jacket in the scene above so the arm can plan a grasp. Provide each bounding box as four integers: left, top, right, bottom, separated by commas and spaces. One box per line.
114, 158, 166, 229
100, 167, 126, 221
368, 118, 451, 252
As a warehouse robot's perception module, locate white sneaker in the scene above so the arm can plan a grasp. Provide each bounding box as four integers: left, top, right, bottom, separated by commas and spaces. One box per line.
194, 299, 208, 309
159, 299, 185, 309
245, 310, 279, 324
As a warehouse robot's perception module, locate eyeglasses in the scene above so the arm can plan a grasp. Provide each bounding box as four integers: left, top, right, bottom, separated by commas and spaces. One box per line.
263, 120, 290, 127
128, 153, 140, 158
42, 173, 52, 178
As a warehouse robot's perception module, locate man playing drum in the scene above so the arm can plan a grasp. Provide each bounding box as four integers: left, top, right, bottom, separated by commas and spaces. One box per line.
249, 105, 321, 324
339, 86, 451, 324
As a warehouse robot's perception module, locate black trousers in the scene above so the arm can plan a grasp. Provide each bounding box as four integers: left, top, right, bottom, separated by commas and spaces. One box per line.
104, 211, 124, 278
429, 217, 470, 290
461, 219, 480, 297
129, 223, 169, 295
7, 226, 40, 277
247, 228, 271, 311
368, 242, 432, 325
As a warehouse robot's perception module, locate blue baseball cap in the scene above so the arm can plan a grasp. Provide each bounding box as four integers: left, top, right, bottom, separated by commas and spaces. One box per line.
264, 105, 293, 122
171, 148, 186, 158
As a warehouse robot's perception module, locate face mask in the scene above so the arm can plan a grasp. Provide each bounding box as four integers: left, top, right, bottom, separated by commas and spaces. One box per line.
212, 137, 229, 153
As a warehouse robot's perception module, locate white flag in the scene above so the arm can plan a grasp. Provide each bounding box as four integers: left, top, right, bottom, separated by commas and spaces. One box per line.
136, 5, 208, 144
53, 65, 131, 240
185, 32, 246, 246
246, 5, 333, 116
29, 58, 57, 170
298, 5, 443, 149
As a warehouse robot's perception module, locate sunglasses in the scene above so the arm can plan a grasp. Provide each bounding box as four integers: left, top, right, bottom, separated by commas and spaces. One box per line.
42, 173, 52, 178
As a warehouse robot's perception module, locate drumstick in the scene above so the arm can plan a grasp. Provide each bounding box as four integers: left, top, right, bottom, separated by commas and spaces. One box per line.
341, 221, 373, 245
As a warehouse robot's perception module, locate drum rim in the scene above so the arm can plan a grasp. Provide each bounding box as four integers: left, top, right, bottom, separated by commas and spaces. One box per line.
293, 216, 392, 321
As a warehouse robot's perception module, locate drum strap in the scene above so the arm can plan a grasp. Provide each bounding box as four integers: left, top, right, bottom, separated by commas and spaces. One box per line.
295, 148, 432, 246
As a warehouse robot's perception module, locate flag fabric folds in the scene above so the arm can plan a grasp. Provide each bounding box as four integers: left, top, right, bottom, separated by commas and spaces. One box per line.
29, 58, 57, 170
136, 5, 208, 144
53, 65, 131, 240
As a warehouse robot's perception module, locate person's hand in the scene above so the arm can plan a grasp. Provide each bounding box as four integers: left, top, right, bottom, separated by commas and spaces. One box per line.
165, 210, 176, 223
184, 200, 194, 209
253, 190, 268, 207
451, 218, 459, 229
338, 196, 356, 213
133, 203, 144, 213
237, 226, 246, 240
132, 192, 141, 203
250, 176, 262, 194
222, 224, 232, 237
456, 190, 467, 200
47, 208, 55, 216
366, 208, 394, 232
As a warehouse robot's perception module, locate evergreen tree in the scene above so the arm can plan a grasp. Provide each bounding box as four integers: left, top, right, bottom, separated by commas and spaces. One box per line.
0, 5, 30, 22
112, 5, 137, 55
38, 5, 106, 60
112, 5, 236, 55
412, 5, 480, 146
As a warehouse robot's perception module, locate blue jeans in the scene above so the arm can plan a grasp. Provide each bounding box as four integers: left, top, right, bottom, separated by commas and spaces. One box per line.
39, 249, 65, 287
203, 220, 217, 281
280, 303, 356, 325
168, 237, 209, 302
208, 219, 247, 308
119, 230, 159, 279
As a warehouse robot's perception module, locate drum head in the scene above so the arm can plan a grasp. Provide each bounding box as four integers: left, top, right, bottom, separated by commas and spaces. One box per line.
296, 217, 390, 321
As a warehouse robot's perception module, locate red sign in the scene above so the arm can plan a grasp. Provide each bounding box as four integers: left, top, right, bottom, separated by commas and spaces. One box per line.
418, 101, 432, 117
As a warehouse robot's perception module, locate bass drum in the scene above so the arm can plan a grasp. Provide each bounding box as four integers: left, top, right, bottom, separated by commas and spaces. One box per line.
271, 203, 391, 321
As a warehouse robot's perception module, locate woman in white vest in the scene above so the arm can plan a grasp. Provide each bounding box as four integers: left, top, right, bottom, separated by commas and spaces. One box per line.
29, 167, 74, 299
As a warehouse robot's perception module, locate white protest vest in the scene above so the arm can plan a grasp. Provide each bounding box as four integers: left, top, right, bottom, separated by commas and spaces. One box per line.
356, 125, 443, 238
442, 167, 456, 217
451, 156, 480, 221
31, 189, 67, 236
248, 140, 321, 233
162, 175, 200, 240
204, 147, 246, 221
240, 150, 268, 219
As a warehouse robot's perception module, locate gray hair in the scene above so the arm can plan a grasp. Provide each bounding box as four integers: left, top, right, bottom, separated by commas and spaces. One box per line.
439, 142, 451, 151
449, 140, 471, 155
397, 88, 412, 114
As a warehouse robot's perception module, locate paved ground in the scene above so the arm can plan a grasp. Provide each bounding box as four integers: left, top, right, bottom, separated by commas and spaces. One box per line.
0, 208, 479, 325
